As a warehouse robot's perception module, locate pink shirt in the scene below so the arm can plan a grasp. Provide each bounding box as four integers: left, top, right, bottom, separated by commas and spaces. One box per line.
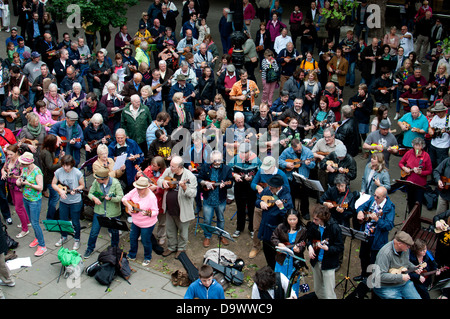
34, 108, 57, 132
123, 188, 159, 228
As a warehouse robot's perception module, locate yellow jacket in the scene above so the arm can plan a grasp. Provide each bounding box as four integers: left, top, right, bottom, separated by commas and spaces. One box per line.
133, 30, 154, 48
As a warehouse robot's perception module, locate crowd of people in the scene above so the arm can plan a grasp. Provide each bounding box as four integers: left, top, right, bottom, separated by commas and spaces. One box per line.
0, 0, 450, 301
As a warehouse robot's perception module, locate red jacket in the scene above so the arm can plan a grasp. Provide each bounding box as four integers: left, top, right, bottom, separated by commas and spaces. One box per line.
399, 149, 432, 187
324, 91, 342, 121
0, 128, 17, 148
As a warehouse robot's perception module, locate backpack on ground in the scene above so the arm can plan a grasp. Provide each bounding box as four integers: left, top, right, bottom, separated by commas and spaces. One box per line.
94, 246, 134, 291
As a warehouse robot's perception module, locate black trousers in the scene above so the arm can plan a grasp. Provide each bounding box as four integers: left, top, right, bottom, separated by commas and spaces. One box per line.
235, 183, 256, 233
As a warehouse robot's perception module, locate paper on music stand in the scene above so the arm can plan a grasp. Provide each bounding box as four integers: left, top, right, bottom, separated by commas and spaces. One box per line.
113, 153, 127, 170
293, 172, 324, 192
355, 192, 372, 211
6, 257, 32, 270
275, 246, 306, 262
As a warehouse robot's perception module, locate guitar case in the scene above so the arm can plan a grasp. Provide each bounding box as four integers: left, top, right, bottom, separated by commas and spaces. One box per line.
177, 251, 199, 283
205, 259, 244, 286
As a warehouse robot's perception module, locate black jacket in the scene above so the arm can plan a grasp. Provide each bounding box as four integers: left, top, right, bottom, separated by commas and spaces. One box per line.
306, 216, 344, 270
0, 222, 8, 255
319, 152, 357, 186
319, 186, 360, 227
197, 163, 234, 203
335, 117, 361, 157
348, 93, 374, 125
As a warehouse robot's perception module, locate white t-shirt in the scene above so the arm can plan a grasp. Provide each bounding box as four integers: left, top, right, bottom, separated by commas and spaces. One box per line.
430, 114, 450, 148
399, 32, 414, 56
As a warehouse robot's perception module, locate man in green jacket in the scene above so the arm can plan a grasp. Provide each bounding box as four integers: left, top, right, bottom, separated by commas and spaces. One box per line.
120, 94, 153, 159
84, 167, 124, 259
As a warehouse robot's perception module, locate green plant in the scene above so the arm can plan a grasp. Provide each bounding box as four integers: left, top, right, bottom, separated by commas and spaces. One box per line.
439, 37, 450, 54
323, 0, 359, 21
48, 0, 138, 32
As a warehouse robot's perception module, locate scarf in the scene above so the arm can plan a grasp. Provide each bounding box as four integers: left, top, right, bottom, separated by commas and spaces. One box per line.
175, 103, 186, 125
27, 122, 42, 138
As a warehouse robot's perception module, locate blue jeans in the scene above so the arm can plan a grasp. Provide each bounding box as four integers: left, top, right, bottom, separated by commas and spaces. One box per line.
59, 201, 83, 240
23, 198, 45, 247
202, 201, 226, 238
346, 61, 356, 86
45, 183, 60, 220
129, 223, 155, 260
86, 213, 120, 252
373, 281, 421, 299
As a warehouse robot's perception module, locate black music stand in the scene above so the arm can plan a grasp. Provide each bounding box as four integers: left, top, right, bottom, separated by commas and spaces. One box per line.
80, 155, 98, 184
335, 224, 368, 299
394, 179, 426, 220
97, 216, 129, 232
42, 220, 75, 283
199, 224, 235, 264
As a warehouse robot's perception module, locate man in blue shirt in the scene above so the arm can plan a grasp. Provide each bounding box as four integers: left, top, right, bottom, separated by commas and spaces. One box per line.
279, 138, 316, 220
5, 27, 24, 49
398, 105, 429, 148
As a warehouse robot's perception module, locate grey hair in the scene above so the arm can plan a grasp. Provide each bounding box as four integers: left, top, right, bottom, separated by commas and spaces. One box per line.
72, 82, 82, 90
234, 112, 245, 121
334, 173, 349, 185
411, 137, 426, 148
90, 113, 104, 124
341, 105, 353, 118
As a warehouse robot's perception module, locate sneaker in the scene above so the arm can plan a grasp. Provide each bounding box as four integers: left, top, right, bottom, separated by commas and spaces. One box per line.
34, 246, 47, 257
127, 216, 132, 224
232, 230, 241, 238
16, 230, 29, 238
394, 113, 400, 120
17, 223, 32, 228
127, 256, 136, 261
29, 238, 39, 248
0, 279, 15, 287
250, 231, 254, 239
6, 218, 12, 225
83, 250, 93, 259
55, 237, 68, 247
73, 240, 80, 250
142, 259, 151, 266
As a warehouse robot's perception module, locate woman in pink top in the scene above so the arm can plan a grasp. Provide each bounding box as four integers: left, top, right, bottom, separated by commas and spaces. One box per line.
122, 176, 159, 266
34, 100, 57, 132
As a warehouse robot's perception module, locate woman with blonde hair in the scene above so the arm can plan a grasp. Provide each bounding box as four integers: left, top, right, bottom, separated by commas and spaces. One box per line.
361, 152, 390, 196
18, 112, 46, 168
43, 83, 67, 121
92, 144, 125, 180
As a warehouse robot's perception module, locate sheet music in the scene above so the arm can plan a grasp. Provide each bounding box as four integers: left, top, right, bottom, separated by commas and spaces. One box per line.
355, 192, 372, 211
293, 172, 324, 192
113, 153, 127, 170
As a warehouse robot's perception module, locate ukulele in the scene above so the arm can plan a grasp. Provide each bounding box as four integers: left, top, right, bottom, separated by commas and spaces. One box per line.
325, 161, 349, 173
377, 85, 398, 91
438, 176, 450, 190
56, 183, 84, 194
19, 138, 41, 148
284, 158, 315, 171
260, 195, 288, 208
311, 239, 329, 251
325, 200, 349, 209
53, 145, 63, 165
434, 219, 450, 234
429, 127, 450, 139
361, 210, 384, 222
87, 135, 111, 150
370, 144, 399, 153
92, 191, 116, 201
108, 107, 125, 118
52, 107, 64, 121
190, 161, 200, 173
400, 121, 411, 130
5, 107, 33, 123
60, 136, 81, 147
400, 159, 423, 178
234, 87, 258, 106
389, 262, 427, 275
127, 154, 141, 161
134, 165, 158, 185
202, 180, 232, 192
125, 200, 153, 216
281, 55, 302, 66
421, 266, 449, 279
163, 176, 191, 189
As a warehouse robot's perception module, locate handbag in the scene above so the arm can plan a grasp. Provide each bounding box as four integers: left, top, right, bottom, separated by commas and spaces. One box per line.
2, 225, 18, 250
250, 56, 258, 63
256, 45, 264, 52
266, 64, 279, 83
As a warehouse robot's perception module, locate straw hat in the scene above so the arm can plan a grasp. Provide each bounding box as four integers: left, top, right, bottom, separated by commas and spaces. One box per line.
18, 152, 34, 165
133, 176, 151, 189
94, 167, 110, 179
